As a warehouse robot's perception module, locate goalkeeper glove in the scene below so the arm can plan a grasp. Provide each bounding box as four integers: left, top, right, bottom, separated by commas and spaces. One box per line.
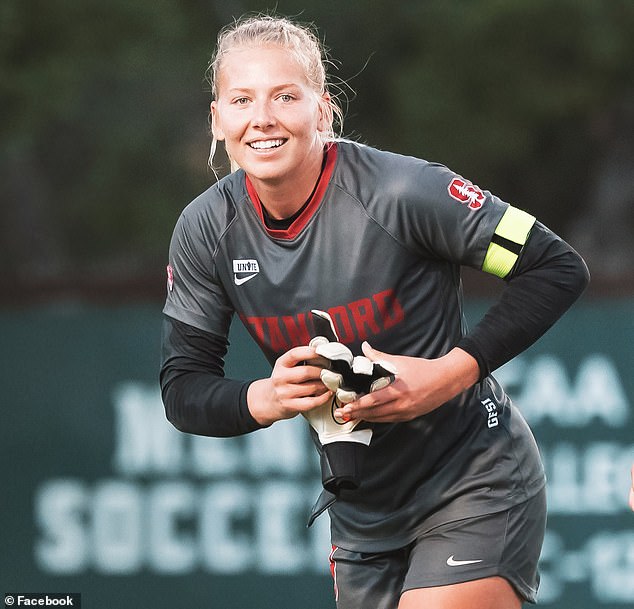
303, 310, 396, 496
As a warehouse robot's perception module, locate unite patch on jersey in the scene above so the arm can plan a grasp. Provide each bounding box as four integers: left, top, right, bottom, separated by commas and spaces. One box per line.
447, 177, 486, 210
233, 259, 260, 286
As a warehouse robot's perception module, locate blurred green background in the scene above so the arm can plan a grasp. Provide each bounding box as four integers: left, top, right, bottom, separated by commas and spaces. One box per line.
1, 1, 633, 608
2, 0, 633, 302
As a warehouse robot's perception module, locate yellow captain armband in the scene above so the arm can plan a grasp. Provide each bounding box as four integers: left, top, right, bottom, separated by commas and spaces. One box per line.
482, 206, 536, 278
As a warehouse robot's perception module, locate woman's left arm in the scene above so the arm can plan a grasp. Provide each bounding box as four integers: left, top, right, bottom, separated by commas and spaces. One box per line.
335, 222, 590, 423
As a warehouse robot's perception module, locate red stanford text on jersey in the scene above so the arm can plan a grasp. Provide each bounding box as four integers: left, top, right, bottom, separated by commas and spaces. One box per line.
240, 289, 405, 354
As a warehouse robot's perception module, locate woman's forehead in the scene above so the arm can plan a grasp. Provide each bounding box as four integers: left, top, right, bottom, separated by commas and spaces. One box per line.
216, 46, 311, 89
219, 44, 300, 68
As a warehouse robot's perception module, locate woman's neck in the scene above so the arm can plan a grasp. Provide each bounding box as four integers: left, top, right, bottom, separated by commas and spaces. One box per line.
250, 149, 326, 220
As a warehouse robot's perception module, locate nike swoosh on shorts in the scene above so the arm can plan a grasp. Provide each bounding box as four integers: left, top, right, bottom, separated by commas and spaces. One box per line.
446, 555, 484, 567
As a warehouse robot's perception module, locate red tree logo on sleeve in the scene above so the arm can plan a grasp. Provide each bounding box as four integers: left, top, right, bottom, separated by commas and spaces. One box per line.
448, 177, 486, 210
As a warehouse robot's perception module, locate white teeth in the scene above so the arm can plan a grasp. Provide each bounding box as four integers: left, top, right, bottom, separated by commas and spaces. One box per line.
249, 139, 284, 150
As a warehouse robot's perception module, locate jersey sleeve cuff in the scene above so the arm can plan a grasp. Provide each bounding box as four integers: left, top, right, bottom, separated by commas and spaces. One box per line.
238, 381, 270, 433
455, 336, 490, 381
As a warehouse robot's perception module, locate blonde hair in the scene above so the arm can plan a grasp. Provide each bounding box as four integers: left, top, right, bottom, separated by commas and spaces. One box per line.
206, 14, 346, 172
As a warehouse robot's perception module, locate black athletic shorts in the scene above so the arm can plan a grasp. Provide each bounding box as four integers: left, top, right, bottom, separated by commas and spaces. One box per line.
329, 487, 547, 609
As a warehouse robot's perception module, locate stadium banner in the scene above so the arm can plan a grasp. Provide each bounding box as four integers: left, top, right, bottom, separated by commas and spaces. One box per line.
1, 301, 632, 609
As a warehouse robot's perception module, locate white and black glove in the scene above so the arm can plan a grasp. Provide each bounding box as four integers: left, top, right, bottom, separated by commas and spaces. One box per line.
303, 310, 396, 497
313, 337, 397, 408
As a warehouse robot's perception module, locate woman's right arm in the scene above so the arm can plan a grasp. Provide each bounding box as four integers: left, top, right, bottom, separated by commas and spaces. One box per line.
160, 316, 262, 437
160, 316, 330, 437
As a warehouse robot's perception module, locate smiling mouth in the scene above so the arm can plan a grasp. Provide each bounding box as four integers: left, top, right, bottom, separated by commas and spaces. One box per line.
248, 138, 286, 150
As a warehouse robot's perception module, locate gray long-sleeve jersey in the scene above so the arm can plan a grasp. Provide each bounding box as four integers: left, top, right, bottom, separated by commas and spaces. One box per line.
161, 141, 589, 552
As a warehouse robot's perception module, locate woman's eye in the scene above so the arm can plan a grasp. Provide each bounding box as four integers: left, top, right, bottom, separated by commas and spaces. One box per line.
279, 94, 293, 102
234, 97, 249, 105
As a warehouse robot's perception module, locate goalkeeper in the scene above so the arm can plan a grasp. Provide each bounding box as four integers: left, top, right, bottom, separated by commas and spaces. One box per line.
160, 13, 590, 609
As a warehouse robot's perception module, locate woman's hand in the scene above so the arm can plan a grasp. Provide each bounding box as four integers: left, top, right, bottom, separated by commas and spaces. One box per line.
247, 345, 332, 426
333, 342, 480, 424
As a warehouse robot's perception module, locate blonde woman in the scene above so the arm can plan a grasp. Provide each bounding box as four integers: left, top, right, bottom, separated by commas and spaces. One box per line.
161, 14, 589, 609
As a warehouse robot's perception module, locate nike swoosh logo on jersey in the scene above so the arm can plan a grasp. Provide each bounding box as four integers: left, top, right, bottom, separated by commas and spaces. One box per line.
234, 273, 258, 286
446, 555, 484, 567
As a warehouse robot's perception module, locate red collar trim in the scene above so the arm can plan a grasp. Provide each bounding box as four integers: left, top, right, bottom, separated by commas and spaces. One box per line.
245, 143, 337, 240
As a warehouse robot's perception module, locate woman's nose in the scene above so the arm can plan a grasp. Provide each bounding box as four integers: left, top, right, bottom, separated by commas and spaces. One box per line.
251, 99, 275, 128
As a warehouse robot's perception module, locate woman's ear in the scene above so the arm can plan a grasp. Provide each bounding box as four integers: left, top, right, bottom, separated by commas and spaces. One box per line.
317, 92, 333, 134
210, 101, 225, 140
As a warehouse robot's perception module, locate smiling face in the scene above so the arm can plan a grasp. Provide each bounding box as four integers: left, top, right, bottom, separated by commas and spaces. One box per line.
211, 46, 329, 192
